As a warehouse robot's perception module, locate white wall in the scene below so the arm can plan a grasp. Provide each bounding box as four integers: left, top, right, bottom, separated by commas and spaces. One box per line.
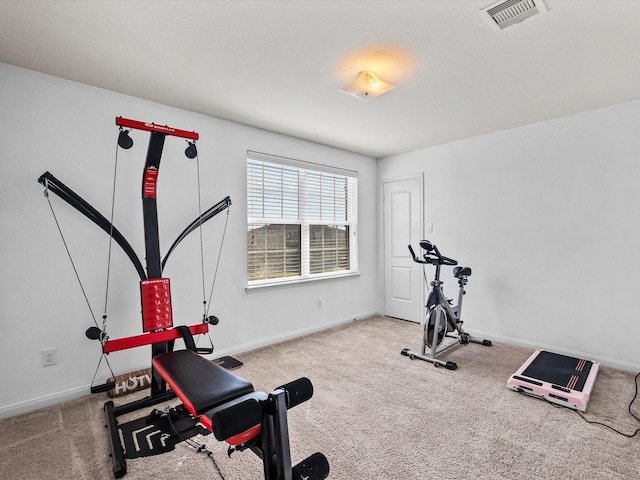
379, 100, 640, 372
0, 63, 379, 418
5, 59, 640, 419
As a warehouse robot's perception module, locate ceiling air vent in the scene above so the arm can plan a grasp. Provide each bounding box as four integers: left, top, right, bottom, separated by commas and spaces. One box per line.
480, 0, 548, 33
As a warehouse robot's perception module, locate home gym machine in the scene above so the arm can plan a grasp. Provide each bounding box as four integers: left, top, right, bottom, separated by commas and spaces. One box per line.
401, 240, 492, 370
38, 117, 329, 480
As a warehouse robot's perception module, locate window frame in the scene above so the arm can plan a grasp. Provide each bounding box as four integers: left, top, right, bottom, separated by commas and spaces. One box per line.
246, 150, 359, 290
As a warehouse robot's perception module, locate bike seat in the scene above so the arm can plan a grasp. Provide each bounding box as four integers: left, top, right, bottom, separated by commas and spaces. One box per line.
453, 266, 472, 278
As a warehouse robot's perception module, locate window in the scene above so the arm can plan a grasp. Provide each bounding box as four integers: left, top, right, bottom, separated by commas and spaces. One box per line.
247, 151, 358, 286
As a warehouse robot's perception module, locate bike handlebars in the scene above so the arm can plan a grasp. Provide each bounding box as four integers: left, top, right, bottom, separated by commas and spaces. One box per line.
408, 242, 458, 266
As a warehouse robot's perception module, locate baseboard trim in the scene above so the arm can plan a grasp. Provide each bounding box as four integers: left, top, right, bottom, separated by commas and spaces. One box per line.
0, 312, 380, 419
468, 329, 640, 373
202, 311, 378, 361
0, 385, 90, 420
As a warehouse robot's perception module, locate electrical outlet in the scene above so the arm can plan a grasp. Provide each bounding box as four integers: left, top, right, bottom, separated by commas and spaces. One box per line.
316, 298, 323, 309
42, 348, 57, 367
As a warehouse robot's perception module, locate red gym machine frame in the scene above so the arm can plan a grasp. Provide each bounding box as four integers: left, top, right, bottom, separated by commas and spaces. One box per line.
38, 117, 329, 480
39, 117, 228, 366
39, 116, 230, 472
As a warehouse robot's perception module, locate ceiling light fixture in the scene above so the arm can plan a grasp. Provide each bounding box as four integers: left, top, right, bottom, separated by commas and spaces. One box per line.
340, 71, 394, 101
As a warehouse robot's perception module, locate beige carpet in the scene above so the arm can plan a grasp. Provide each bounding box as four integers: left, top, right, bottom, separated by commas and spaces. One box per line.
1, 316, 639, 479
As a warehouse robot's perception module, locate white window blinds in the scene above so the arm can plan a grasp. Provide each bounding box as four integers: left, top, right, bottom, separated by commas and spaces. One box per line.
247, 151, 358, 284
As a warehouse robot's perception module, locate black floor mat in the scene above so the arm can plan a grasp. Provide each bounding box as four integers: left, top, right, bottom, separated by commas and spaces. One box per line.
117, 356, 243, 458
213, 355, 243, 370
119, 405, 210, 459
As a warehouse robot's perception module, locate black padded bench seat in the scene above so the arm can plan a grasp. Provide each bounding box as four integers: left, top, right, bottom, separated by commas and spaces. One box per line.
151, 349, 330, 479
152, 349, 254, 416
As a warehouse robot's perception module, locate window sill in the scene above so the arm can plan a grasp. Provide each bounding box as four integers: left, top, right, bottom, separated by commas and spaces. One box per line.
245, 271, 361, 293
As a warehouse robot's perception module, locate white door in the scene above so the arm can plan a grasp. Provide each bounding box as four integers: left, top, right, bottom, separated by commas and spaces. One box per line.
383, 176, 423, 322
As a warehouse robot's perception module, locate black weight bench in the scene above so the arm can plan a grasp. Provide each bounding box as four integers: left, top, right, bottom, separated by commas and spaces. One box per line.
152, 349, 329, 480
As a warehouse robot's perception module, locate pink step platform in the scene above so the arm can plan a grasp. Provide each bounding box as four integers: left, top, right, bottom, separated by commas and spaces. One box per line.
507, 349, 600, 412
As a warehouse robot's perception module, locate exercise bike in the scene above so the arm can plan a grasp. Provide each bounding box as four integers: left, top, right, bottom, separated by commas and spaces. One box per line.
401, 240, 492, 370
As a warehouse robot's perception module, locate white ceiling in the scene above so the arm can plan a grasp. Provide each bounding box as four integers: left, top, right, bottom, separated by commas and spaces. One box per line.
2, 1, 640, 158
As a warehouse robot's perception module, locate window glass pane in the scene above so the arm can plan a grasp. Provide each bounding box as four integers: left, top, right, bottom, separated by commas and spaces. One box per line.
247, 224, 301, 281
309, 225, 350, 274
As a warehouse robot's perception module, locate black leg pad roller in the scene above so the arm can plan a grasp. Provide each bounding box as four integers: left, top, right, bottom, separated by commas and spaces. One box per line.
206, 392, 267, 441
278, 377, 313, 409
205, 377, 314, 441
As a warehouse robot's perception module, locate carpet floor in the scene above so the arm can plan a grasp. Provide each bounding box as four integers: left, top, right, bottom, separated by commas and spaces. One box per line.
1, 316, 639, 479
